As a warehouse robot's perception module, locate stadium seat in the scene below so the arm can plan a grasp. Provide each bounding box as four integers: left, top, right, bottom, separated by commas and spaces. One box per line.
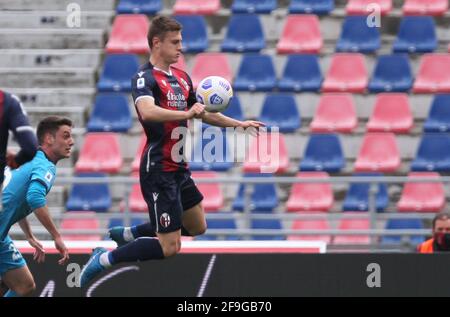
87, 93, 132, 132
174, 15, 208, 53
411, 134, 450, 171
233, 54, 276, 91
287, 214, 332, 243
105, 14, 149, 54
173, 0, 220, 15
61, 212, 101, 241
424, 94, 450, 132
128, 173, 147, 213
251, 219, 284, 240
367, 93, 413, 133
300, 134, 345, 172
191, 171, 224, 212
322, 53, 368, 93
397, 172, 446, 212
403, 0, 448, 16
278, 54, 323, 92
381, 219, 425, 245
131, 134, 146, 172
342, 173, 388, 212
310, 93, 357, 133
346, 0, 392, 15
286, 172, 333, 212
354, 133, 401, 173
259, 94, 300, 133
75, 133, 123, 174
66, 174, 112, 212
232, 174, 278, 212
368, 55, 413, 93
393, 17, 437, 53
196, 215, 239, 240
276, 15, 322, 54
190, 132, 233, 171
222, 95, 244, 122
221, 14, 265, 52
243, 132, 289, 174
116, 0, 161, 14
289, 0, 334, 14
413, 54, 450, 93
336, 16, 381, 53
191, 53, 232, 89
231, 0, 276, 13
97, 54, 139, 92
333, 215, 370, 244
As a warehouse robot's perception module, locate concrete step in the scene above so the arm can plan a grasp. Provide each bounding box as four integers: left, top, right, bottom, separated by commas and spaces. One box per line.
5, 87, 95, 107
0, 0, 116, 11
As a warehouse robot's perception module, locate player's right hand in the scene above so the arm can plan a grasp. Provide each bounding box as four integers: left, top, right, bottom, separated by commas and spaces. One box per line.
185, 103, 205, 119
28, 237, 46, 263
54, 237, 69, 265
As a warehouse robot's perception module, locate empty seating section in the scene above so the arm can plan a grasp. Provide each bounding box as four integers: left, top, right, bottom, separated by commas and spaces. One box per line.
97, 54, 139, 92
354, 133, 400, 173
289, 0, 334, 14
424, 94, 450, 132
190, 133, 233, 171
87, 94, 132, 132
259, 94, 300, 132
232, 174, 278, 212
402, 0, 448, 16
221, 14, 265, 52
61, 212, 101, 241
411, 134, 450, 171
191, 171, 224, 212
277, 15, 322, 54
174, 15, 208, 53
300, 134, 345, 172
106, 14, 149, 54
346, 0, 392, 15
66, 174, 112, 212
310, 94, 357, 133
342, 173, 389, 212
393, 17, 437, 53
116, 0, 162, 14
368, 55, 413, 93
278, 54, 322, 92
288, 215, 332, 243
367, 93, 413, 133
173, 0, 221, 15
413, 54, 450, 93
381, 219, 425, 245
191, 53, 232, 88
231, 0, 276, 14
336, 16, 380, 53
322, 53, 368, 93
333, 216, 370, 244
233, 54, 276, 91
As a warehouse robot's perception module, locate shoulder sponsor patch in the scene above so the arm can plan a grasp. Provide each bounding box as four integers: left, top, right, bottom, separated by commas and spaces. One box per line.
44, 171, 53, 183
137, 77, 145, 89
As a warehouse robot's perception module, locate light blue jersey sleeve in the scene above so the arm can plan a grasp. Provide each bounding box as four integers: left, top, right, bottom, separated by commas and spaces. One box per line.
30, 160, 56, 194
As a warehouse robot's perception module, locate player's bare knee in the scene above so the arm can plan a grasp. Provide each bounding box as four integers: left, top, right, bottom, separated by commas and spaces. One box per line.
190, 221, 207, 236
15, 280, 35, 296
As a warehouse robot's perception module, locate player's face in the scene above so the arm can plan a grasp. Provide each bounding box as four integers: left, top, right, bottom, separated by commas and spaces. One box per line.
434, 219, 450, 233
159, 31, 182, 64
51, 125, 74, 159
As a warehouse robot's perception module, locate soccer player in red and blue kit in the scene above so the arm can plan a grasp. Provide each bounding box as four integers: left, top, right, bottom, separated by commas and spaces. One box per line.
80, 16, 265, 287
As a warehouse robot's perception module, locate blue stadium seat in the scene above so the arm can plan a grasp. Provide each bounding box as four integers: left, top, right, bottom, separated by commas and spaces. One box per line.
368, 54, 413, 93
97, 54, 139, 92
189, 133, 233, 171
233, 54, 276, 91
251, 219, 284, 240
222, 95, 244, 122
174, 15, 208, 53
300, 134, 345, 172
343, 173, 389, 212
232, 174, 279, 212
278, 54, 322, 92
107, 218, 145, 229
231, 0, 276, 13
393, 16, 437, 53
289, 0, 334, 14
66, 174, 112, 212
116, 0, 161, 14
196, 215, 239, 240
381, 219, 425, 245
424, 94, 450, 132
336, 16, 381, 53
221, 14, 265, 52
87, 94, 132, 132
259, 94, 300, 133
411, 134, 450, 171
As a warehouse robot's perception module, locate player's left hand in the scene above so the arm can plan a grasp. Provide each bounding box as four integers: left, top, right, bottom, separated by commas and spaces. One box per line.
6, 150, 18, 169
54, 237, 69, 265
28, 237, 46, 263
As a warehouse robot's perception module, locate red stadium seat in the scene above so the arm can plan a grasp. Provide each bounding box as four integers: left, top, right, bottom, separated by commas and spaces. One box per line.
367, 93, 413, 133
397, 172, 446, 212
334, 215, 370, 244
61, 212, 101, 241
129, 175, 147, 212
243, 132, 289, 174
287, 214, 331, 243
310, 93, 357, 133
174, 0, 220, 15
75, 133, 123, 174
354, 133, 400, 172
346, 0, 392, 15
191, 53, 233, 89
191, 171, 224, 212
413, 54, 450, 93
276, 14, 322, 54
105, 14, 150, 54
132, 134, 146, 172
286, 172, 333, 212
403, 0, 448, 16
322, 53, 368, 93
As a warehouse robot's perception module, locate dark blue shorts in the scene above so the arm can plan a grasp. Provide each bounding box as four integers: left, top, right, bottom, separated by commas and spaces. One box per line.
140, 170, 204, 233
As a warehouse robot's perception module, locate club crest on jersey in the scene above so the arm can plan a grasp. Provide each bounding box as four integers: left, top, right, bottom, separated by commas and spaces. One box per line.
160, 213, 171, 228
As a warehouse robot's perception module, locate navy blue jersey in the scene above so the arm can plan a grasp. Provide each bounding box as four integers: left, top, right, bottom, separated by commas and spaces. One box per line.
0, 90, 38, 185
131, 63, 197, 172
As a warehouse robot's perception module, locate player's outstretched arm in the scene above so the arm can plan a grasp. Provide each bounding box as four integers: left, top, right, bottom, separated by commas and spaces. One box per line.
201, 111, 266, 129
136, 97, 204, 122
18, 218, 45, 263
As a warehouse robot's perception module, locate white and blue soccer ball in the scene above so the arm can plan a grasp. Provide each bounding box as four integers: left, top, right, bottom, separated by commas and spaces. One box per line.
196, 76, 233, 113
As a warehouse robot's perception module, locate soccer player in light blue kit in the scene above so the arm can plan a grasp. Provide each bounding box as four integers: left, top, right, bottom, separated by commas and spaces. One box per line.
0, 116, 73, 297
